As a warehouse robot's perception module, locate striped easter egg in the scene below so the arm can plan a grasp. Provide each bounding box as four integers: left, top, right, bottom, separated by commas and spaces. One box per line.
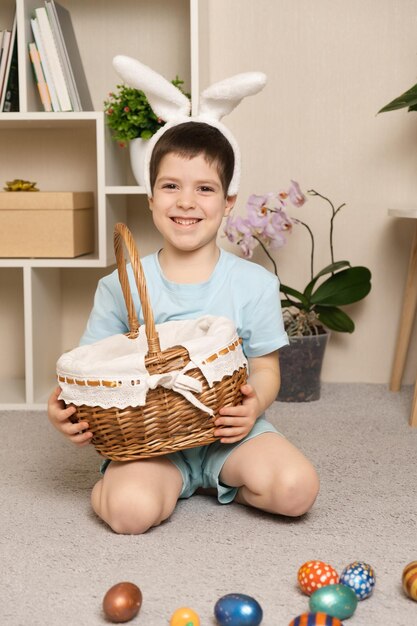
288, 612, 344, 626
402, 561, 417, 601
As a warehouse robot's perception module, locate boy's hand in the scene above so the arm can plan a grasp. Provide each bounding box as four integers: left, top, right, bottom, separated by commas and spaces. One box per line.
214, 383, 260, 444
47, 386, 93, 447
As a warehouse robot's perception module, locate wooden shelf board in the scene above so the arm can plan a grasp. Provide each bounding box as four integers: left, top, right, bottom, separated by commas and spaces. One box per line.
388, 208, 417, 219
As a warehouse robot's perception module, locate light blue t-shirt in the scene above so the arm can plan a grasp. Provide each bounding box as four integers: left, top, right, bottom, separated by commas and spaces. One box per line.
80, 248, 289, 357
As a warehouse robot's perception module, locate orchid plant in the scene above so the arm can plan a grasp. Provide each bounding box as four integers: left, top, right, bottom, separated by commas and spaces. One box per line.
224, 182, 372, 337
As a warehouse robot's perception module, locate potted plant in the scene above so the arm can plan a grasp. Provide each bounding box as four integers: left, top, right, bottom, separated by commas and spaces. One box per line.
224, 181, 372, 401
104, 78, 190, 185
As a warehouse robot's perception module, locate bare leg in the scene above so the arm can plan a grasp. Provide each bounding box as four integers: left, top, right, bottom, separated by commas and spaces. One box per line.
219, 433, 319, 517
91, 457, 183, 534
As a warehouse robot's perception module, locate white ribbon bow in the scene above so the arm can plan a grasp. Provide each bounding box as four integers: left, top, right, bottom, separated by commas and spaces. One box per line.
145, 371, 214, 416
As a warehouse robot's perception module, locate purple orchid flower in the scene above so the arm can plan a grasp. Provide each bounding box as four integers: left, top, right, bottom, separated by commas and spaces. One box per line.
224, 182, 305, 262
288, 180, 306, 207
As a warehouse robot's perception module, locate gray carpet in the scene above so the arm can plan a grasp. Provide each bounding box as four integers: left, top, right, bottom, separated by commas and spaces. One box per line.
2, 384, 417, 625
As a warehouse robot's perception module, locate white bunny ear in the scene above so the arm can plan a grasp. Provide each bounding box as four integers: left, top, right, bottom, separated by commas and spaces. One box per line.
199, 72, 267, 120
112, 55, 191, 121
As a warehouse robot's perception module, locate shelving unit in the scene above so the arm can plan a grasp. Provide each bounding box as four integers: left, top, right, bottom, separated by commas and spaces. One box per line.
0, 0, 205, 408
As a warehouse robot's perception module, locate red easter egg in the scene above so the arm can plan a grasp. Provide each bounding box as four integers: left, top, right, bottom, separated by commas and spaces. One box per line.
298, 560, 339, 596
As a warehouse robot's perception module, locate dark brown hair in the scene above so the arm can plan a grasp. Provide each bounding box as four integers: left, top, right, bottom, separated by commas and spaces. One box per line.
149, 122, 234, 197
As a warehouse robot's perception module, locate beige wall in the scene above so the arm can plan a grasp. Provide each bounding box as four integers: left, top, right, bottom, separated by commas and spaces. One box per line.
60, 1, 417, 386
198, 0, 417, 384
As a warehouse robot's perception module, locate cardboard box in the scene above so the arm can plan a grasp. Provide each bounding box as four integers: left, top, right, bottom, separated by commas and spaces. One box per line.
0, 192, 95, 258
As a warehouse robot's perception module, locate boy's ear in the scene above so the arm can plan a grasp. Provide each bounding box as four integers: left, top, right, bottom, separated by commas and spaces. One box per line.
148, 196, 153, 210
224, 195, 237, 216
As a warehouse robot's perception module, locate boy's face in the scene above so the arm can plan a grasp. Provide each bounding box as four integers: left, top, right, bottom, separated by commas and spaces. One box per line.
149, 152, 236, 254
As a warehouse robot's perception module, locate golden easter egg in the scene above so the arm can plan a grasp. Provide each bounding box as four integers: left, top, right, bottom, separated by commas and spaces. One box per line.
102, 582, 142, 623
403, 561, 417, 601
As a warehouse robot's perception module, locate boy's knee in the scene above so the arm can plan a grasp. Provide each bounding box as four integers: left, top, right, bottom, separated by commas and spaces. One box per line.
108, 512, 155, 535
93, 483, 165, 535
242, 464, 319, 517
275, 466, 320, 517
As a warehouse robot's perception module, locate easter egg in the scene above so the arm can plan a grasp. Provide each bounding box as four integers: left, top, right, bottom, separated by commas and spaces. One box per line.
214, 593, 263, 626
402, 561, 417, 601
339, 561, 375, 599
170, 606, 200, 625
309, 584, 358, 620
298, 561, 339, 596
288, 613, 344, 626
102, 582, 142, 623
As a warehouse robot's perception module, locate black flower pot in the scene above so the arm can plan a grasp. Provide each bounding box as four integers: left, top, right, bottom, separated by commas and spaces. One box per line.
277, 331, 330, 402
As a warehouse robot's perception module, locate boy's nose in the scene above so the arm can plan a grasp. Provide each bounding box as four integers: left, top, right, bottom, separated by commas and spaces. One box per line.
176, 197, 195, 210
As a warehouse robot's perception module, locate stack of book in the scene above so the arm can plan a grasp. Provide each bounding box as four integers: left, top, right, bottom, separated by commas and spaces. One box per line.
30, 0, 92, 112
0, 14, 18, 112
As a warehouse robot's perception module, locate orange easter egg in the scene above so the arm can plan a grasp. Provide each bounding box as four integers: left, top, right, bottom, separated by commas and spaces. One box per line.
170, 606, 200, 626
298, 560, 339, 596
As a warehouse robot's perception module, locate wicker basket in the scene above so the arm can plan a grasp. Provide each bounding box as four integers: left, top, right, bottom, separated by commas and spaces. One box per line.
63, 223, 247, 461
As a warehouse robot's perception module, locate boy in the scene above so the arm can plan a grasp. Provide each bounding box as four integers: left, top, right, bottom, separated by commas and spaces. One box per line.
48, 122, 319, 534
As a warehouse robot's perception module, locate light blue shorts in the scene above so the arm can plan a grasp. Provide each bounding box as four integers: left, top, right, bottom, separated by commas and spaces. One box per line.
100, 417, 281, 504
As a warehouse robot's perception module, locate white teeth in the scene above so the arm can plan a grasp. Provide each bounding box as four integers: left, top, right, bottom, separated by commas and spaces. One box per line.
172, 217, 200, 225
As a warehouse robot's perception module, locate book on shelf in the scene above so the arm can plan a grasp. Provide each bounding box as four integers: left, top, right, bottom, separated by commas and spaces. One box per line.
44, 0, 93, 111
34, 6, 72, 111
1, 12, 18, 111
0, 29, 12, 102
31, 17, 60, 111
0, 31, 4, 66
2, 19, 19, 112
28, 42, 52, 112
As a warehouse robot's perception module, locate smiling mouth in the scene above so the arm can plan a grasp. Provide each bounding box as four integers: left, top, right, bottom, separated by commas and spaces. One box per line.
171, 217, 202, 226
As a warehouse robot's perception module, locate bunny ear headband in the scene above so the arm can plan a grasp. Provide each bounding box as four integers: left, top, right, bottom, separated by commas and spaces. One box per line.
112, 55, 267, 196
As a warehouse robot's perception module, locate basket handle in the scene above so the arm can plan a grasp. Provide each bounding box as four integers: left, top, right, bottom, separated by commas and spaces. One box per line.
114, 222, 161, 355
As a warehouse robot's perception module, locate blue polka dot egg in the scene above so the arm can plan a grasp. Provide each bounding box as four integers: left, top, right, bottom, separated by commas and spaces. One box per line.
339, 561, 375, 599
214, 593, 263, 626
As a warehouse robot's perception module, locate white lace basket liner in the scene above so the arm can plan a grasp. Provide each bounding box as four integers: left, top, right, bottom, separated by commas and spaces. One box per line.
56, 223, 248, 461
57, 316, 247, 412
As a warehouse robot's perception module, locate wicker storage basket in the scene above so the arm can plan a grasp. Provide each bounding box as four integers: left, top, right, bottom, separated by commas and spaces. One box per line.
57, 223, 247, 461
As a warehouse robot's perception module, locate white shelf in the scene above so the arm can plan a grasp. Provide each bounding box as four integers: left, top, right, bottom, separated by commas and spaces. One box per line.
0, 110, 103, 127
0, 0, 198, 409
0, 254, 104, 268
105, 185, 146, 195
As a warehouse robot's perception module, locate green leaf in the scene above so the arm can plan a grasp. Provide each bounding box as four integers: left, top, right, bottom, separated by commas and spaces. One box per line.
315, 305, 355, 332
280, 299, 304, 310
378, 82, 417, 113
104, 78, 190, 143
303, 260, 351, 300
280, 284, 309, 307
310, 266, 371, 306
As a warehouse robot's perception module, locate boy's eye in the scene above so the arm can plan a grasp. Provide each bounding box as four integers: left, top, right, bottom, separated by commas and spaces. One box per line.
161, 183, 177, 190
199, 186, 215, 193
